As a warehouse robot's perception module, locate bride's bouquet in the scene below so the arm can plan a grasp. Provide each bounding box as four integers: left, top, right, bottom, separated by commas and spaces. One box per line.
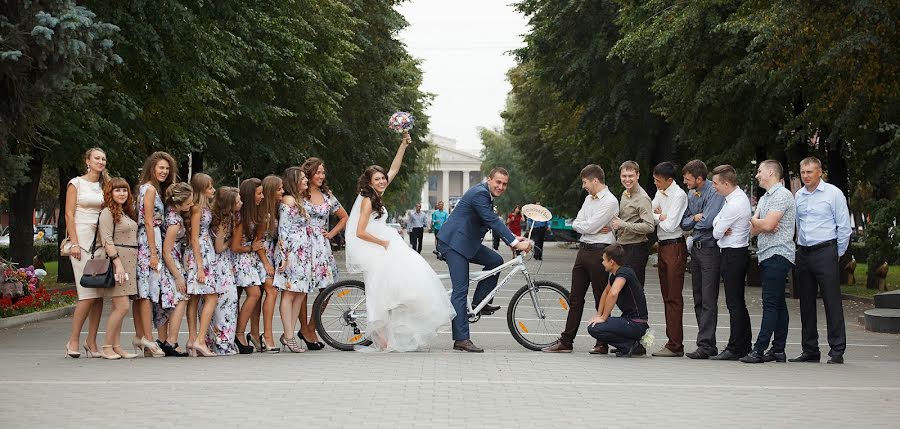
388, 111, 415, 133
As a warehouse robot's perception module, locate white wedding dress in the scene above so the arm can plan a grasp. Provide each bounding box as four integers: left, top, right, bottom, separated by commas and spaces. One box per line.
345, 195, 456, 352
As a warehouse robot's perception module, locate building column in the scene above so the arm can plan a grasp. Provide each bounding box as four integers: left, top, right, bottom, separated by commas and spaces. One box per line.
421, 178, 429, 210
464, 170, 471, 191
441, 170, 450, 205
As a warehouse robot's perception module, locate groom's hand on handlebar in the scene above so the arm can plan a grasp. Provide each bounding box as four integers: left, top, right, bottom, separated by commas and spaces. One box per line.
511, 238, 532, 253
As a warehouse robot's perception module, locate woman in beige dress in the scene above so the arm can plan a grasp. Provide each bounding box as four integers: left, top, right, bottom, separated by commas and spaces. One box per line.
64, 148, 110, 358
97, 177, 141, 359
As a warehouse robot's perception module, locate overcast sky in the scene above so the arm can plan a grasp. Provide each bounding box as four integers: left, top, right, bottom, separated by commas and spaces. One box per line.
397, 0, 529, 154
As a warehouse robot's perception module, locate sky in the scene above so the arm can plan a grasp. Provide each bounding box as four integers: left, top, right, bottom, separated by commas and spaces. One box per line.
396, 0, 529, 154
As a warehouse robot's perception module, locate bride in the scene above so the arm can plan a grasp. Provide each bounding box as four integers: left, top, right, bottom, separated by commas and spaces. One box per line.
345, 132, 456, 352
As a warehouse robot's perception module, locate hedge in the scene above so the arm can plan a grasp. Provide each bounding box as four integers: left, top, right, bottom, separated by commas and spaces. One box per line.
0, 243, 60, 263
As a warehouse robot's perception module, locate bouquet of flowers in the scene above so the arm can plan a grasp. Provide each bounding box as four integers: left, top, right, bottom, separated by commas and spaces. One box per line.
388, 111, 415, 133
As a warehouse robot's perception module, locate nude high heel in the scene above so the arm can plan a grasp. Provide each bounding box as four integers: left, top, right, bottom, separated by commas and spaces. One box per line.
112, 345, 138, 359
65, 342, 81, 358
100, 345, 121, 360
83, 344, 103, 358
140, 337, 165, 357
191, 341, 216, 357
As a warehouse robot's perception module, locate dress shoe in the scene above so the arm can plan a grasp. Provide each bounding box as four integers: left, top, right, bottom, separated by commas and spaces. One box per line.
651, 347, 684, 357
453, 339, 484, 353
631, 344, 647, 356
710, 349, 743, 361
588, 344, 608, 355
827, 355, 844, 364
788, 352, 821, 363
541, 341, 573, 353
685, 349, 712, 360
739, 350, 765, 364
483, 303, 501, 312
764, 350, 786, 363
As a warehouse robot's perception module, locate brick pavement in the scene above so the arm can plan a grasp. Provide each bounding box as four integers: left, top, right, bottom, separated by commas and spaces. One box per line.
1, 237, 899, 428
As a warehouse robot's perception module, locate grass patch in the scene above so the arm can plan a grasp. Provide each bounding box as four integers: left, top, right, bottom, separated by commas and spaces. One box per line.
841, 262, 900, 297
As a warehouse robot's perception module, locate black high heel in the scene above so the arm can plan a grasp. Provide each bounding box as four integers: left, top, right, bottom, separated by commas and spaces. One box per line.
234, 335, 254, 354
297, 330, 325, 351
247, 333, 263, 353
165, 341, 189, 357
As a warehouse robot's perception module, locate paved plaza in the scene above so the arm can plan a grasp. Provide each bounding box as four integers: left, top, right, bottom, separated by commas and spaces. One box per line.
2, 236, 899, 428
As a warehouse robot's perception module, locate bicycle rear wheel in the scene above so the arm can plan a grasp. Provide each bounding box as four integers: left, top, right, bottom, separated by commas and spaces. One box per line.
313, 280, 373, 351
507, 281, 570, 351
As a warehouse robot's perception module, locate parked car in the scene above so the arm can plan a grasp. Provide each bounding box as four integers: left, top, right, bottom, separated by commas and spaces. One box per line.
35, 225, 57, 242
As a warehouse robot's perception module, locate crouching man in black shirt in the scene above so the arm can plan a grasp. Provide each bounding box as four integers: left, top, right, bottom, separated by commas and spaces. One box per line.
587, 243, 650, 357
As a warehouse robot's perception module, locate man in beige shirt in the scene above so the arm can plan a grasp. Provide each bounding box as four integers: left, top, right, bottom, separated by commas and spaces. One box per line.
611, 161, 656, 286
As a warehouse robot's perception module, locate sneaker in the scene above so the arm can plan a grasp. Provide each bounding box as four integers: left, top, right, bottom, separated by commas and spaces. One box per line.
651, 347, 684, 357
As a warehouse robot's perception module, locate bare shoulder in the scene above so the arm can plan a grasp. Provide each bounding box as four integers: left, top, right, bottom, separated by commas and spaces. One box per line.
282, 195, 296, 207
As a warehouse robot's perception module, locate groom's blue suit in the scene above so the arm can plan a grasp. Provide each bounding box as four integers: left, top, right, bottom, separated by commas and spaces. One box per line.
437, 182, 516, 341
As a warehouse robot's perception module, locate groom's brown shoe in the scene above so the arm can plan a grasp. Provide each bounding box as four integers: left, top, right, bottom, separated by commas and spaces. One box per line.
453, 340, 484, 353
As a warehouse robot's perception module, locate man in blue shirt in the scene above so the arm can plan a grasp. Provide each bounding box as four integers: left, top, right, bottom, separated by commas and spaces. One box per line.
526, 201, 550, 260
680, 160, 725, 359
431, 201, 448, 235
791, 157, 852, 364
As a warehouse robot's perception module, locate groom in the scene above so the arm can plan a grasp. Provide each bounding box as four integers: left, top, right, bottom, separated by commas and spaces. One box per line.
437, 167, 533, 352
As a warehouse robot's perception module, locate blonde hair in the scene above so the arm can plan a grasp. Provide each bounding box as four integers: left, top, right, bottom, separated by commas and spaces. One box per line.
164, 182, 193, 209
84, 147, 111, 186
190, 173, 214, 210
282, 167, 308, 218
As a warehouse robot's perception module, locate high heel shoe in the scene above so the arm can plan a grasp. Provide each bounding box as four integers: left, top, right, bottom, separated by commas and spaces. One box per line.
112, 345, 138, 359
297, 331, 325, 351
140, 337, 165, 357
131, 336, 144, 354
158, 341, 189, 357
100, 345, 121, 360
280, 334, 304, 353
234, 336, 254, 354
247, 333, 263, 353
65, 342, 81, 358
262, 335, 280, 354
171, 343, 190, 357
83, 344, 102, 358
191, 341, 217, 357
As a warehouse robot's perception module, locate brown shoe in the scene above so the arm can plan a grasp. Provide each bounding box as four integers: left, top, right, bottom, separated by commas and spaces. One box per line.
453, 340, 484, 353
541, 341, 573, 353
589, 343, 609, 355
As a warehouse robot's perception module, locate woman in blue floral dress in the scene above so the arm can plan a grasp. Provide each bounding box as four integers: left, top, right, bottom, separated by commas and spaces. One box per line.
298, 158, 349, 349
184, 173, 219, 357
208, 186, 241, 356
274, 167, 313, 353
256, 175, 284, 353
134, 152, 176, 358
157, 183, 194, 356
230, 178, 264, 353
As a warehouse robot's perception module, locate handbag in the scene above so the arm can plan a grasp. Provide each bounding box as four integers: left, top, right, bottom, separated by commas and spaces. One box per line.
80, 214, 115, 289
59, 233, 72, 257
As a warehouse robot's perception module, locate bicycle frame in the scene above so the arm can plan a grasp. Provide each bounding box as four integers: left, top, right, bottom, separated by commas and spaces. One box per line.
435, 254, 534, 317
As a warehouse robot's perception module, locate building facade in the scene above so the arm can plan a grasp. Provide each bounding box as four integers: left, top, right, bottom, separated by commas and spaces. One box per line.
420, 134, 483, 210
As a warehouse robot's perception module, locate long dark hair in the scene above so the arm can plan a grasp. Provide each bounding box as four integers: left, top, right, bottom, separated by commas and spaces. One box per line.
282, 167, 309, 218
238, 178, 262, 241
357, 165, 387, 219
300, 157, 330, 199
261, 175, 283, 236
138, 151, 178, 194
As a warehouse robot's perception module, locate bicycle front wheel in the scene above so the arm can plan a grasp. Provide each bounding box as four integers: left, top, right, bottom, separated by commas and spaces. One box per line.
507, 281, 570, 351
313, 280, 373, 351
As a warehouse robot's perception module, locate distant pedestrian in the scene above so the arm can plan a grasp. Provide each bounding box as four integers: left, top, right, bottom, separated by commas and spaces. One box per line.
408, 203, 427, 253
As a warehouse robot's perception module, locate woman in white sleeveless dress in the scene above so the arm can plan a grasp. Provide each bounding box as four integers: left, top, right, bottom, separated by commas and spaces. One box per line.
345, 132, 456, 352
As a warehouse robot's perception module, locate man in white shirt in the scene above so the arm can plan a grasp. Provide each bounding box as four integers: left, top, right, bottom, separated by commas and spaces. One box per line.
709, 165, 752, 361
649, 162, 689, 357
543, 164, 618, 353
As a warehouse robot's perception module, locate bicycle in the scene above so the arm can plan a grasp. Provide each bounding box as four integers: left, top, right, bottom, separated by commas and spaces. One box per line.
313, 248, 570, 351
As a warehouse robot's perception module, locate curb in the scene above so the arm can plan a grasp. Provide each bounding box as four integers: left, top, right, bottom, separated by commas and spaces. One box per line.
0, 304, 76, 330
842, 293, 874, 305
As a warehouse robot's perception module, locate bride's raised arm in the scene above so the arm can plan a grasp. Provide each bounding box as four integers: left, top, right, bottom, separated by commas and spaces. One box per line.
385, 131, 411, 187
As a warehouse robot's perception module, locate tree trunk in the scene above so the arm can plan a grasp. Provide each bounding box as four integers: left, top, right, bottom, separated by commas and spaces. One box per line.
56, 166, 78, 283
826, 140, 850, 196
8, 151, 43, 265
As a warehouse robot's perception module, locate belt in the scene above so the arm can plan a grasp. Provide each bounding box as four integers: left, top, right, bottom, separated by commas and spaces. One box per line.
798, 239, 837, 252
658, 237, 685, 246
579, 242, 609, 250
693, 239, 718, 249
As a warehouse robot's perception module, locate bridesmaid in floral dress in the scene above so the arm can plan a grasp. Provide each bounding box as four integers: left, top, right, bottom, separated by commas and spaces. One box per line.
274, 167, 312, 353
208, 186, 241, 356
298, 158, 349, 349
184, 173, 219, 357
256, 175, 284, 353
134, 152, 176, 358
230, 178, 264, 353
157, 183, 194, 357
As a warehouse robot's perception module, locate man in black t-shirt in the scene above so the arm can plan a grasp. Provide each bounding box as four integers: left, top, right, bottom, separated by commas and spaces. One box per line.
587, 243, 650, 357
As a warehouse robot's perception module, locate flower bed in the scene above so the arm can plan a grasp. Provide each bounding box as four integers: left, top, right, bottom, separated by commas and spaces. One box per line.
0, 287, 77, 318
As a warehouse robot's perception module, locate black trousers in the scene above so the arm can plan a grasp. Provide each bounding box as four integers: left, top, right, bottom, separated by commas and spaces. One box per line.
621, 242, 649, 286
720, 247, 752, 355
532, 228, 547, 260
409, 227, 423, 253
690, 245, 721, 355
796, 241, 846, 357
